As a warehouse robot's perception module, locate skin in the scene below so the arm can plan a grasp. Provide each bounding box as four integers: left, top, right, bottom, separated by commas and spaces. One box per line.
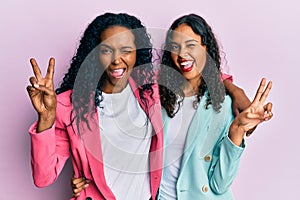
229, 78, 273, 146
99, 26, 137, 93
71, 24, 273, 196
26, 26, 137, 133
27, 58, 56, 133
71, 176, 90, 198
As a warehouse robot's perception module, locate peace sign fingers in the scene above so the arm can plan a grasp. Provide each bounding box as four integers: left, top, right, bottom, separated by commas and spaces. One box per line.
253, 78, 272, 104
27, 57, 57, 131
30, 58, 55, 89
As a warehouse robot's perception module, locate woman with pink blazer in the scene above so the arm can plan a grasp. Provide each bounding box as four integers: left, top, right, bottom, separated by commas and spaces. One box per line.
27, 13, 164, 200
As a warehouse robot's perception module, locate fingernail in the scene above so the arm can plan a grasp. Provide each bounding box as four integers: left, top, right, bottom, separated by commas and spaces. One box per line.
34, 84, 39, 88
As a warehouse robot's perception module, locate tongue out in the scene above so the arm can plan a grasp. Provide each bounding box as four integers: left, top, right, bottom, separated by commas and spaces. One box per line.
110, 68, 126, 79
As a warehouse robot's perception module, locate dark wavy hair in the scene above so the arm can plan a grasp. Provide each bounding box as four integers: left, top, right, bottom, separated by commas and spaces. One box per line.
159, 14, 225, 118
55, 13, 154, 131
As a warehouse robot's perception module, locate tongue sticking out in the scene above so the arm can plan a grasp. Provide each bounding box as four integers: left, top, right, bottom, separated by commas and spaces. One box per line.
110, 68, 126, 79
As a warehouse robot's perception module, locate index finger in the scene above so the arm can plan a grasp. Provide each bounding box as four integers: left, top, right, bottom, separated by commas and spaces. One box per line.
30, 58, 43, 80
259, 81, 272, 103
45, 57, 55, 80
252, 78, 266, 103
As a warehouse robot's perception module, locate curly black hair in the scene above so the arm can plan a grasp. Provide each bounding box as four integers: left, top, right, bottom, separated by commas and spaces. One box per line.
159, 14, 225, 118
55, 13, 154, 131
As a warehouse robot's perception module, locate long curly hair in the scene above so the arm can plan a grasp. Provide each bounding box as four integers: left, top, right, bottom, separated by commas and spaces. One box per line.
55, 13, 154, 131
159, 14, 225, 118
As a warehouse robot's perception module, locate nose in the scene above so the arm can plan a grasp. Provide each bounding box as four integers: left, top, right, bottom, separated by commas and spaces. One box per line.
112, 57, 121, 65
112, 51, 122, 65
178, 46, 188, 58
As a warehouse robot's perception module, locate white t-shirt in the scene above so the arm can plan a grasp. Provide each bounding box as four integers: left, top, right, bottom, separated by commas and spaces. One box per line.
159, 96, 197, 200
98, 84, 152, 200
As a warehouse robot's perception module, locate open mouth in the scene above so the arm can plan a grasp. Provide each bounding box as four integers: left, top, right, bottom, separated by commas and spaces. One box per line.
109, 68, 126, 79
179, 60, 194, 72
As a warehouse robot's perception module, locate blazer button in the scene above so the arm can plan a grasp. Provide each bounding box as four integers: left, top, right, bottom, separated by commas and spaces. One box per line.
202, 185, 209, 193
204, 155, 212, 162
86, 197, 92, 200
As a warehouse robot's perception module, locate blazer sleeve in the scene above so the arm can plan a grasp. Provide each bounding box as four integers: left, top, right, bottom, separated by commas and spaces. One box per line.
207, 97, 245, 194
28, 97, 72, 188
220, 73, 233, 82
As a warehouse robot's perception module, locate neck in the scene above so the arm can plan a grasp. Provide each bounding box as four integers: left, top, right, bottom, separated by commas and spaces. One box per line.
102, 80, 128, 94
183, 76, 201, 97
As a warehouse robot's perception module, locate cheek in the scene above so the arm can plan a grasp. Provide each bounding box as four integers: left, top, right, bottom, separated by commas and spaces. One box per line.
194, 49, 207, 68
125, 54, 136, 68
99, 55, 111, 68
171, 53, 179, 66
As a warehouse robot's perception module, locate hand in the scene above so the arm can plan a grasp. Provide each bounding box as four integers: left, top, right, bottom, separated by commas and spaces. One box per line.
229, 78, 273, 146
26, 58, 57, 132
71, 176, 90, 198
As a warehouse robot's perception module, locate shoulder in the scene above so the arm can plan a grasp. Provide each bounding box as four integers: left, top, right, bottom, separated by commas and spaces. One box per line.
55, 90, 73, 126
56, 90, 72, 107
200, 94, 233, 121
200, 94, 232, 112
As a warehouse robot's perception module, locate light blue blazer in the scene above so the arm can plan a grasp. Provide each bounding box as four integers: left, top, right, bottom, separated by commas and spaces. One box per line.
161, 95, 245, 200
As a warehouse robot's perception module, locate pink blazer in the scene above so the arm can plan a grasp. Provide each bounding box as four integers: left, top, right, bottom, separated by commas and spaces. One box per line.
29, 77, 164, 200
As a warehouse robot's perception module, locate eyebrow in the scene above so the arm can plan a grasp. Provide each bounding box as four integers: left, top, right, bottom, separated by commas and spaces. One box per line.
99, 43, 135, 50
170, 39, 199, 44
99, 44, 112, 48
185, 39, 199, 43
120, 46, 135, 49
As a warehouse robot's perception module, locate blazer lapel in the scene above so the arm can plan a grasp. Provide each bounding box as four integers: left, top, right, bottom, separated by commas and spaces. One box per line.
180, 105, 211, 170
180, 97, 228, 170
79, 108, 115, 199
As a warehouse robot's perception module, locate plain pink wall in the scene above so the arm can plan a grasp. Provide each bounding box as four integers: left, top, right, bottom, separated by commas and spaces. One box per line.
1, 0, 299, 199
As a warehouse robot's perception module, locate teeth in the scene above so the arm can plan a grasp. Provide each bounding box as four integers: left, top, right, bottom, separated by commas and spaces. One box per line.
181, 61, 193, 66
111, 68, 125, 78
113, 69, 123, 73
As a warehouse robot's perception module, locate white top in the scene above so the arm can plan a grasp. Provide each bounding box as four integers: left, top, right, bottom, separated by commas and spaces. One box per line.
159, 96, 197, 200
98, 84, 152, 200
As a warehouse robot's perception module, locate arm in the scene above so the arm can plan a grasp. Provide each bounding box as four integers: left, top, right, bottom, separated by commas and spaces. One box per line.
29, 122, 70, 187
223, 79, 251, 116
27, 58, 70, 187
208, 78, 273, 194
209, 135, 244, 194
223, 77, 257, 136
207, 97, 244, 194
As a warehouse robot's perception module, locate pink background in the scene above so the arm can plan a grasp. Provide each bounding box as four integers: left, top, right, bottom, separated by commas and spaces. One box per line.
1, 0, 299, 199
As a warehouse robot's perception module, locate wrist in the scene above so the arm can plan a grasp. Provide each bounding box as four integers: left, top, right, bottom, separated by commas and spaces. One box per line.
229, 122, 245, 146
37, 112, 56, 133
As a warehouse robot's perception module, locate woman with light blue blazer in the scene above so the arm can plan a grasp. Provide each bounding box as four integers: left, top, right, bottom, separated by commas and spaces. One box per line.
157, 13, 273, 200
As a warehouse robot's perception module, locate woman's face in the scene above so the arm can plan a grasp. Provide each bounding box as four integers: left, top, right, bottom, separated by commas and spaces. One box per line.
169, 23, 207, 83
99, 26, 136, 93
